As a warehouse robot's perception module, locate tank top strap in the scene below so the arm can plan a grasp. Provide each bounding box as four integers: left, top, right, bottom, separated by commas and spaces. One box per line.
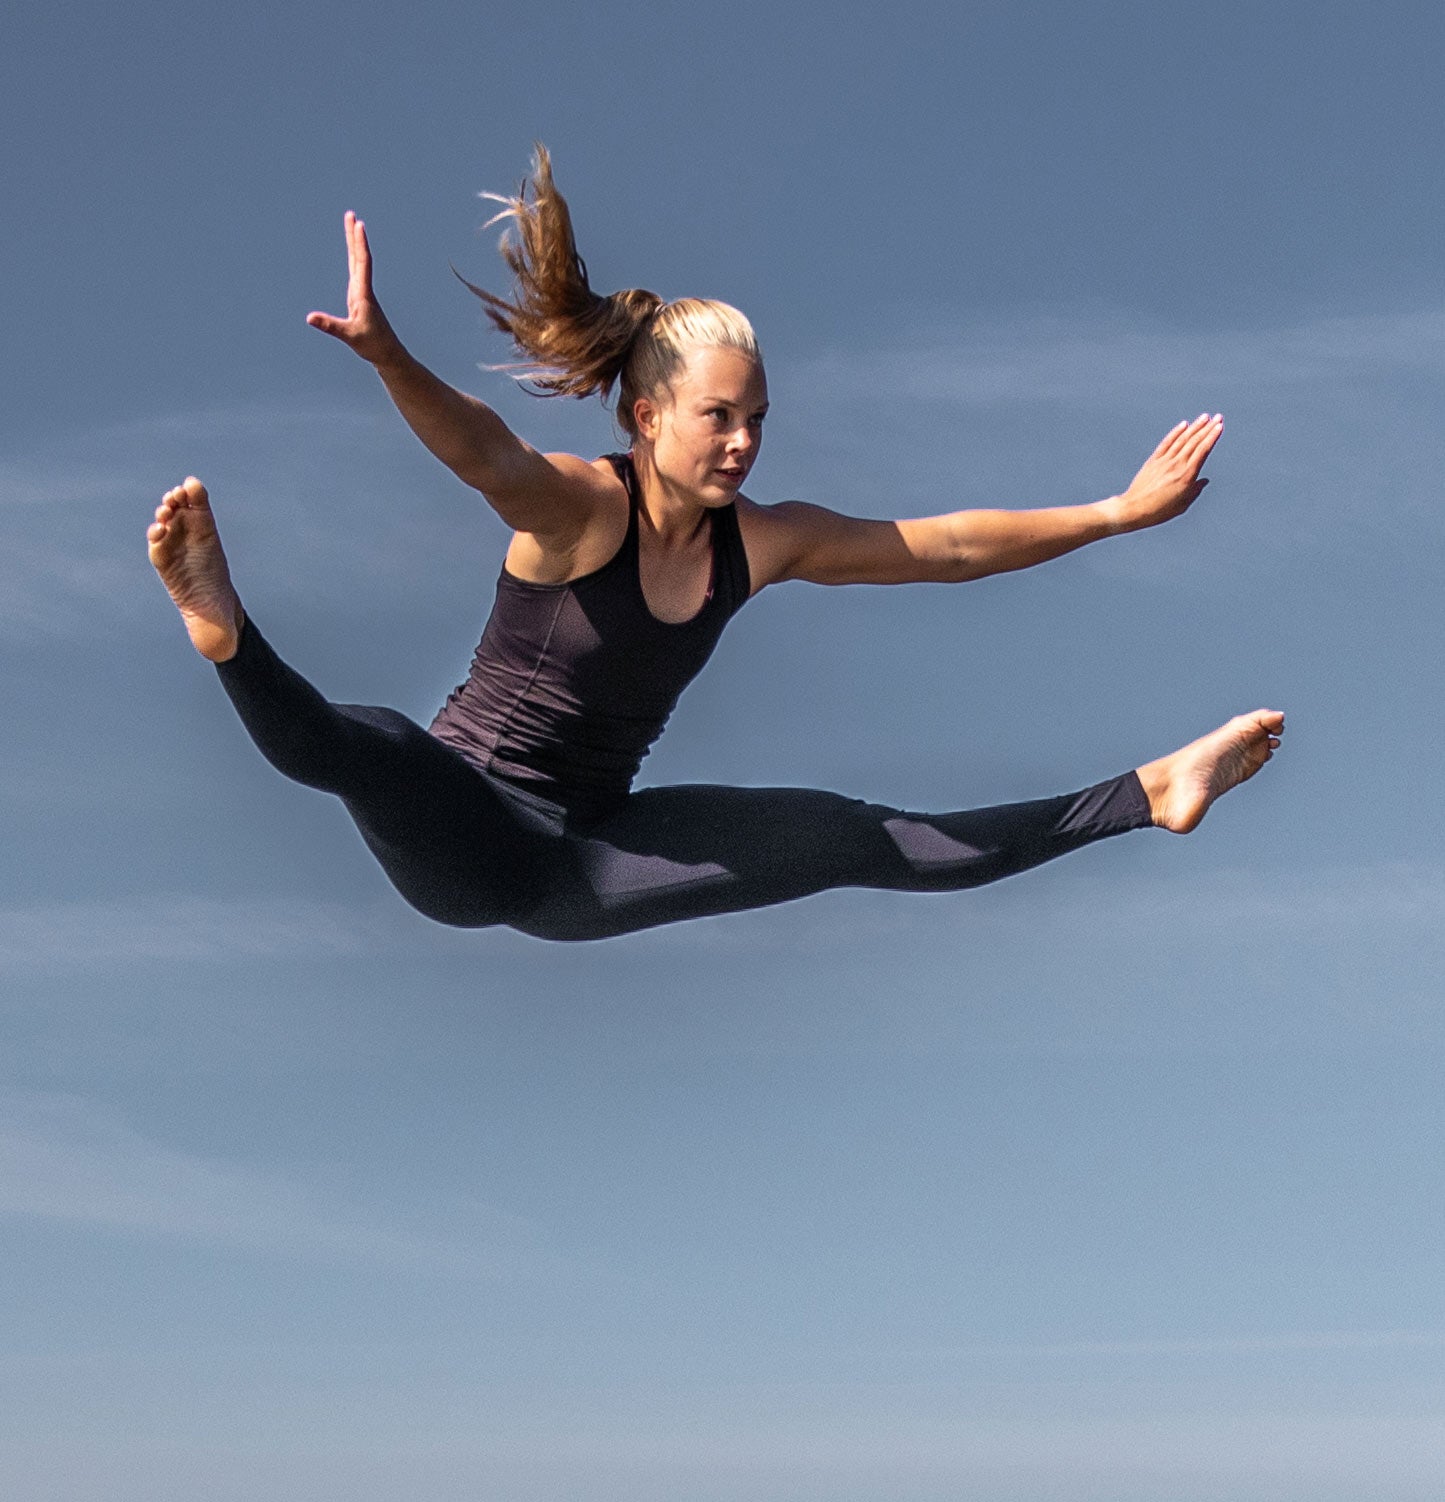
604, 452, 642, 556
709, 497, 752, 613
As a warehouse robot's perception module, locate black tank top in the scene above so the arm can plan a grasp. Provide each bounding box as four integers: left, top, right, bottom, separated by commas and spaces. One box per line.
429, 453, 752, 819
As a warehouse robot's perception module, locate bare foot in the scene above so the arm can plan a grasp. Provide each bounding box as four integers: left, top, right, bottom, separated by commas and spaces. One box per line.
147, 477, 244, 662
1136, 710, 1285, 833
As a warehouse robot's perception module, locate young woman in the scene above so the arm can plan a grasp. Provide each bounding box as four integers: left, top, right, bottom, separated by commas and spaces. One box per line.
148, 148, 1282, 941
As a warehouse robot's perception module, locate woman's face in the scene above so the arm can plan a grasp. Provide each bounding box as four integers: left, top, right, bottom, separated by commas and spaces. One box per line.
636, 345, 769, 505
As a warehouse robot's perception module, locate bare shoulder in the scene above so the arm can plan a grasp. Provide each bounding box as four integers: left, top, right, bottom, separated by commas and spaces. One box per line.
537, 452, 631, 531
501, 447, 622, 513
542, 451, 629, 492
477, 444, 620, 538
505, 452, 631, 584
736, 495, 884, 590
735, 495, 798, 593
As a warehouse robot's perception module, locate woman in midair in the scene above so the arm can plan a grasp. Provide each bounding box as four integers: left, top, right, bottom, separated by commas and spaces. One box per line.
148, 148, 1282, 941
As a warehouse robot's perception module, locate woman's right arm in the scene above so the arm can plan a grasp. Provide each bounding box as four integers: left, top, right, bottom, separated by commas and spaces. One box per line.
307, 212, 603, 541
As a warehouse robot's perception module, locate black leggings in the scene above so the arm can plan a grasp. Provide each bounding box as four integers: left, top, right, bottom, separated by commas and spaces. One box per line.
216, 621, 1154, 941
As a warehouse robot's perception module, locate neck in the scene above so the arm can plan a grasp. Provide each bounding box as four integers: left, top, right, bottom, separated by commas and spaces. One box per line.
629, 445, 711, 544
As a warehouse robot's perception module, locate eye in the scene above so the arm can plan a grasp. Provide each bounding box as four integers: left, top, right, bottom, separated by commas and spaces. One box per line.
749, 412, 767, 429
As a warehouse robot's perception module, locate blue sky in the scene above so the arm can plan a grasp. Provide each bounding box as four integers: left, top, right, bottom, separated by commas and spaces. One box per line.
4, 2, 1444, 1498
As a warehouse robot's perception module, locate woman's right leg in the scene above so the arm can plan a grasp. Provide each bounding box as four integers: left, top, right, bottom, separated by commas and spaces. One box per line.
215, 620, 556, 926
149, 477, 546, 928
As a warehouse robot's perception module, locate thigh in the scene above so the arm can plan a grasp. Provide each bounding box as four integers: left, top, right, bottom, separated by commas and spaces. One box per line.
514, 784, 907, 940
340, 728, 568, 928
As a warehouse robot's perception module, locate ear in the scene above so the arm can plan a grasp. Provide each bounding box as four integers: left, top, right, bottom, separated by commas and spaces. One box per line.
632, 393, 661, 441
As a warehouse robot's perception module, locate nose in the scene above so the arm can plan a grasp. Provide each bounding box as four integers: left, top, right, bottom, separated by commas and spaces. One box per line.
726, 423, 756, 455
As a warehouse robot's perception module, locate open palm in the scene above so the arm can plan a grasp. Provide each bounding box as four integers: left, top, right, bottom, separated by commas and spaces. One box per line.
306, 211, 400, 365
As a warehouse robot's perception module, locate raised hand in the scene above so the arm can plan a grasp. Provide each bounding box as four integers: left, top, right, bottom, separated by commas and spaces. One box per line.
306, 212, 403, 366
1107, 413, 1224, 533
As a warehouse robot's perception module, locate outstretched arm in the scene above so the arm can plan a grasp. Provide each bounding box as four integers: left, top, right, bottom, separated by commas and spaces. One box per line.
744, 415, 1224, 588
307, 213, 603, 541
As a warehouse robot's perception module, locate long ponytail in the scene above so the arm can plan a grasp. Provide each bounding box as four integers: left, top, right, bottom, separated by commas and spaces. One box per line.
463, 146, 761, 439
459, 146, 661, 402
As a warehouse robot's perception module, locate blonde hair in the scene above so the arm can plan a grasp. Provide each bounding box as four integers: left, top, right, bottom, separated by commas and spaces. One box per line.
460, 145, 762, 439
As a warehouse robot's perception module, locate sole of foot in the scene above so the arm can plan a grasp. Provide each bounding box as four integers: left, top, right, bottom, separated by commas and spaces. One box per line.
147, 477, 244, 663
1138, 710, 1285, 834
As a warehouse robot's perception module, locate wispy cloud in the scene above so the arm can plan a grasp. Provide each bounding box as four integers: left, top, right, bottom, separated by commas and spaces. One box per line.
589, 854, 1445, 1059
0, 894, 415, 970
1008, 857, 1445, 939
9, 854, 1434, 969
912, 1327, 1445, 1362
0, 1090, 536, 1272
0, 403, 385, 512
796, 308, 1445, 410
0, 400, 497, 639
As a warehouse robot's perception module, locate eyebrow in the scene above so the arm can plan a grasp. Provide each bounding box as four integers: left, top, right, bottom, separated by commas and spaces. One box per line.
699, 396, 770, 412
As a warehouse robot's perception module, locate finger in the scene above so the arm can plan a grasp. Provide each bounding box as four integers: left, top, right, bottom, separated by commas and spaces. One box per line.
347, 213, 374, 293
1181, 416, 1224, 468
1158, 413, 1213, 460
306, 311, 349, 338
1170, 414, 1219, 469
1177, 411, 1213, 447
345, 210, 365, 282
1149, 420, 1190, 459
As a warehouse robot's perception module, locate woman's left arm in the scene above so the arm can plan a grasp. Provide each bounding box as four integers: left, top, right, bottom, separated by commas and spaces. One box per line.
746, 414, 1223, 588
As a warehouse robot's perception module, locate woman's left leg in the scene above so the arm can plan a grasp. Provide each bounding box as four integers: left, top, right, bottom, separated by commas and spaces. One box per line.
514, 710, 1284, 941
513, 773, 1150, 941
